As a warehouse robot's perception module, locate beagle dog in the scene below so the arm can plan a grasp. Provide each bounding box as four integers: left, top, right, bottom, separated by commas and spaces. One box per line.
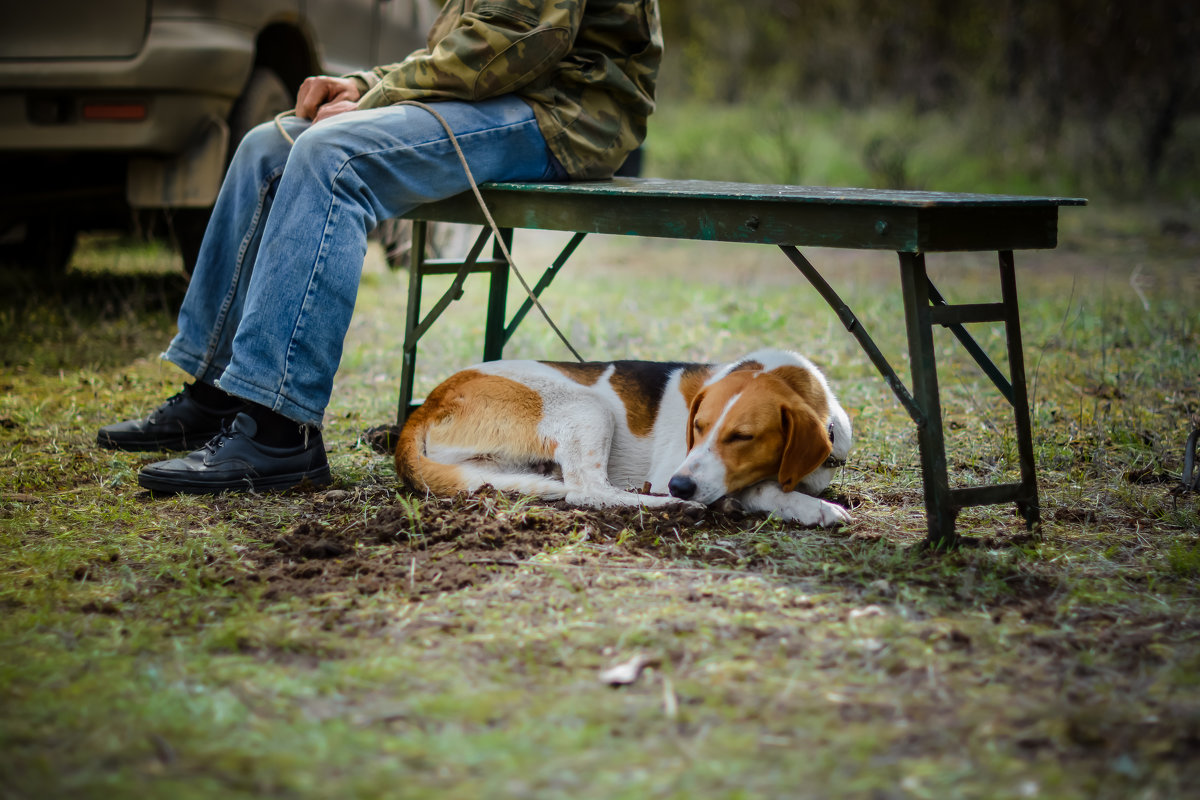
395, 349, 851, 527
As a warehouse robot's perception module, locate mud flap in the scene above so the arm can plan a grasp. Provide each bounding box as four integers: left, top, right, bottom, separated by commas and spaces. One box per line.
126, 113, 229, 209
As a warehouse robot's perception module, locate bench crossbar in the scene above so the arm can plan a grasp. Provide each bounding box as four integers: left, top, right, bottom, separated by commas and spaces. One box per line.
928, 302, 1007, 326
927, 283, 1016, 404
950, 483, 1035, 509
421, 257, 506, 275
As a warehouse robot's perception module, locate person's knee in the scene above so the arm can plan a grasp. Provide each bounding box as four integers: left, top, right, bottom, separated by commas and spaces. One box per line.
288, 121, 360, 167
286, 123, 381, 194
232, 120, 296, 169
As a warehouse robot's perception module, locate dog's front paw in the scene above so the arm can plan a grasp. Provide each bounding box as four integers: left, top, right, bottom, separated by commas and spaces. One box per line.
816, 499, 851, 528
771, 495, 850, 528
645, 494, 707, 515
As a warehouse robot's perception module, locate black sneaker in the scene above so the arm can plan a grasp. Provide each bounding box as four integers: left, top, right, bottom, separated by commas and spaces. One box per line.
97, 384, 244, 452
137, 412, 331, 494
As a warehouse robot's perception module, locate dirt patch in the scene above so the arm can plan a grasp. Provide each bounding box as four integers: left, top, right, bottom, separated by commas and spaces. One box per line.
221, 487, 776, 601
245, 491, 564, 600
226, 488, 710, 601
217, 485, 1052, 607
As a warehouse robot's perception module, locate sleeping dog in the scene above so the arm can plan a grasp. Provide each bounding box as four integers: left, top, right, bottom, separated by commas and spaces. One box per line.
395, 348, 851, 526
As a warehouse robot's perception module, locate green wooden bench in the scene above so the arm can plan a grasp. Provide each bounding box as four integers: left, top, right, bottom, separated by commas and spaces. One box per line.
396, 177, 1086, 547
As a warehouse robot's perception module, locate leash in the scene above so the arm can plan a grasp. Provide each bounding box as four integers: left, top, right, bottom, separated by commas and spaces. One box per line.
273, 104, 584, 362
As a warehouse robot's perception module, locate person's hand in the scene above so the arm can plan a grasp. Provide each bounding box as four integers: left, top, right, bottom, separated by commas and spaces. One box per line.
295, 76, 363, 122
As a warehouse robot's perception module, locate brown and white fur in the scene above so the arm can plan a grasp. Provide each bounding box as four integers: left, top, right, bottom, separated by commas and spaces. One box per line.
395, 348, 851, 527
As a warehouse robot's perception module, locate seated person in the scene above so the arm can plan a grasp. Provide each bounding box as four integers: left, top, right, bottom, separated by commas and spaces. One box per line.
97, 0, 662, 494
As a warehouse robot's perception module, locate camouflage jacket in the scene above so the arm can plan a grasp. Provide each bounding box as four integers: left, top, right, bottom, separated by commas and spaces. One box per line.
350, 0, 662, 180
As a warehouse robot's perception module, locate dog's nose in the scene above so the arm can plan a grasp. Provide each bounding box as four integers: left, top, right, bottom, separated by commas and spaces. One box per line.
668, 474, 697, 500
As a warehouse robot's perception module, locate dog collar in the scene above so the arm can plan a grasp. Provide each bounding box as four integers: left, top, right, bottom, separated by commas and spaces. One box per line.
824, 422, 846, 468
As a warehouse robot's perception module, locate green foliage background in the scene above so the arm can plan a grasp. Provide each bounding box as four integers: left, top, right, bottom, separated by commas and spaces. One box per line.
652, 0, 1200, 199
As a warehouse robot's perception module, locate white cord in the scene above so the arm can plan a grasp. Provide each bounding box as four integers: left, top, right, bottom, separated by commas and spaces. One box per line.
273, 106, 584, 361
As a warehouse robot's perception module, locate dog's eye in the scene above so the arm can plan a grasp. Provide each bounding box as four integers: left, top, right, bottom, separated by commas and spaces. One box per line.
725, 431, 753, 443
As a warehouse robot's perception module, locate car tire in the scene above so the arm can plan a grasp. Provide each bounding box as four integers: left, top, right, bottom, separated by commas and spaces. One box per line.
176, 67, 293, 275
228, 67, 294, 146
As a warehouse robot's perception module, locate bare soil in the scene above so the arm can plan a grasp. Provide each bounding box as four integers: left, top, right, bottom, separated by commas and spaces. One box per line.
230, 487, 738, 601
223, 485, 1053, 608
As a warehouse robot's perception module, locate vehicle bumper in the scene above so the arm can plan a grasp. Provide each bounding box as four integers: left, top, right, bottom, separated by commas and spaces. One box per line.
0, 18, 253, 154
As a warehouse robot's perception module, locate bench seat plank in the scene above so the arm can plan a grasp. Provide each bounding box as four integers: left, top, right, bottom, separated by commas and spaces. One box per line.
404, 177, 1086, 253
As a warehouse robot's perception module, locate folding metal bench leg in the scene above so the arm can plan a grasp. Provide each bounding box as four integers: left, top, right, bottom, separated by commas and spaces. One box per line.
397, 221, 428, 427
898, 252, 957, 546
482, 228, 513, 362
999, 250, 1041, 529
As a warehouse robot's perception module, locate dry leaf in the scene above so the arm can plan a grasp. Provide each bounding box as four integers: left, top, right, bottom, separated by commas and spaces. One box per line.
599, 653, 659, 686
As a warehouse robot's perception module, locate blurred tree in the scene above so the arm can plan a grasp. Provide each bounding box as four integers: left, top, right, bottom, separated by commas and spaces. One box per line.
657, 0, 1199, 183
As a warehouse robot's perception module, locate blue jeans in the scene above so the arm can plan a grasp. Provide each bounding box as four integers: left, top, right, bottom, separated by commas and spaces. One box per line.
164, 96, 563, 426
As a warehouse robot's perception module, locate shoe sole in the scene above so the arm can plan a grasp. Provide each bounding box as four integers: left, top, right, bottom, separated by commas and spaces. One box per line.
138, 465, 333, 495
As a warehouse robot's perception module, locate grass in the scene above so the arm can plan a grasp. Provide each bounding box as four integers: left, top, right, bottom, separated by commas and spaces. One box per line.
2, 197, 1199, 796
644, 99, 1200, 203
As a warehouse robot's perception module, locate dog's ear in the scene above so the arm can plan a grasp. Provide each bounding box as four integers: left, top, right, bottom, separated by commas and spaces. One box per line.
686, 388, 707, 451
769, 366, 830, 417
778, 401, 832, 493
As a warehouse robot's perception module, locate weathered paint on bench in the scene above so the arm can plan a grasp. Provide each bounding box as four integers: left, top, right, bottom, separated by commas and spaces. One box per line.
406, 177, 1086, 253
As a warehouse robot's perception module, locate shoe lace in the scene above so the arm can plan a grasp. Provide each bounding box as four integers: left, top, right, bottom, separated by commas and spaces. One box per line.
201, 419, 245, 455
146, 390, 186, 424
